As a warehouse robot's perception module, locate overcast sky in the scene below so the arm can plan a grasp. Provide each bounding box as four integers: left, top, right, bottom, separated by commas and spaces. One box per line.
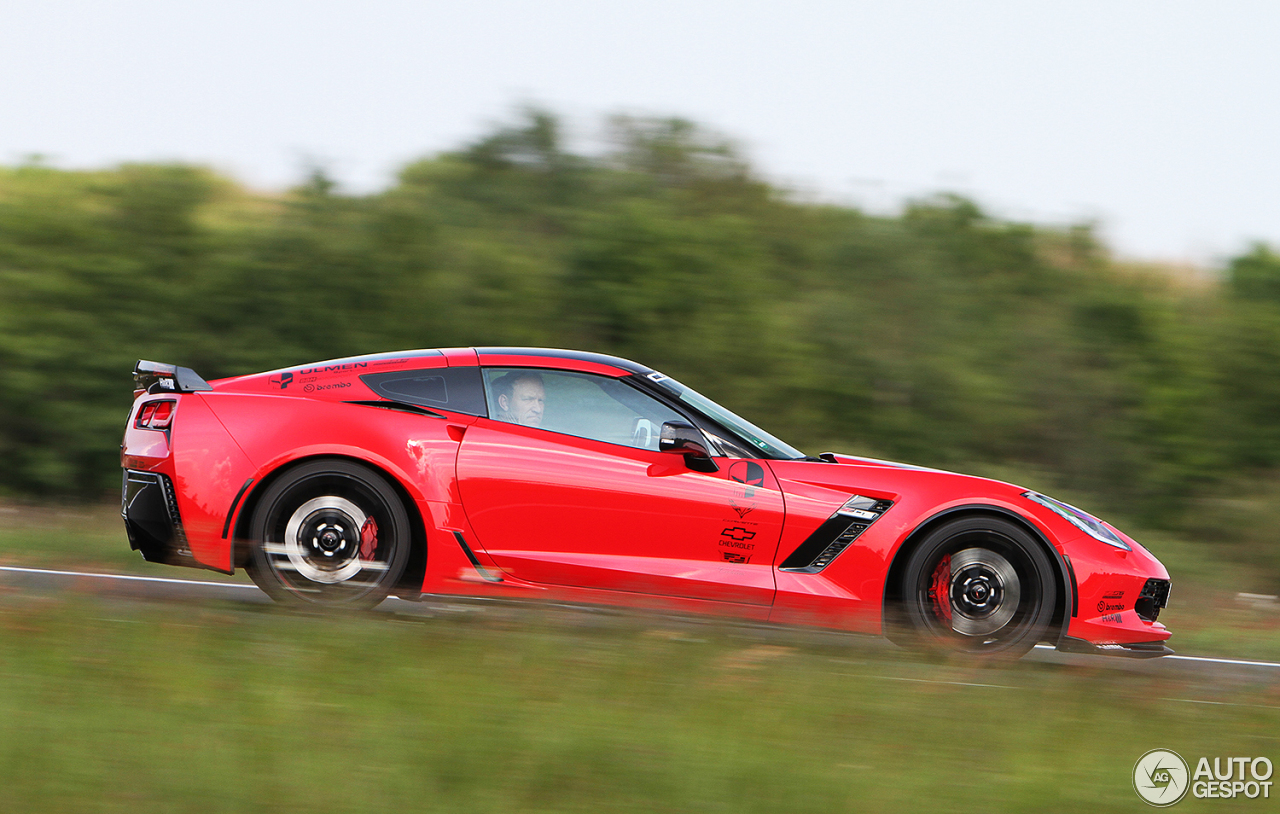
3, 1, 1276, 262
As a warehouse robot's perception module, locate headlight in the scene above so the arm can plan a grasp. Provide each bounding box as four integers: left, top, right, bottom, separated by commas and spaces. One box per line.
1022, 491, 1131, 550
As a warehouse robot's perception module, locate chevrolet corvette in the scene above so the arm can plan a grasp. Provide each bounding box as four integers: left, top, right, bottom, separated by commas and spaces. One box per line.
120, 347, 1172, 657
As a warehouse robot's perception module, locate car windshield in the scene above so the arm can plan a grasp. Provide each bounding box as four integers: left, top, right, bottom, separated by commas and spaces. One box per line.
647, 374, 806, 460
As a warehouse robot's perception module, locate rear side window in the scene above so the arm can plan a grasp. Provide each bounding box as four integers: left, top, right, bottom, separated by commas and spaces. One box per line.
360, 367, 487, 416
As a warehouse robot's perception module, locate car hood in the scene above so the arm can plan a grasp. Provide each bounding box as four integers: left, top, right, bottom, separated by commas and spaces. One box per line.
776, 454, 1165, 573
766, 453, 1029, 516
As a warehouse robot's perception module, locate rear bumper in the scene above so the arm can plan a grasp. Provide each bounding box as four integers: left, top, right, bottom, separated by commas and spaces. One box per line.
122, 470, 194, 566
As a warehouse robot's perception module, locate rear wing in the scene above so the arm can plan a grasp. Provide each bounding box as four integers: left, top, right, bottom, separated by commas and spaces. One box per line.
134, 360, 213, 395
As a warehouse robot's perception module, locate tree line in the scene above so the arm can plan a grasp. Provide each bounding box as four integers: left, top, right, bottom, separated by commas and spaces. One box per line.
2, 111, 1278, 574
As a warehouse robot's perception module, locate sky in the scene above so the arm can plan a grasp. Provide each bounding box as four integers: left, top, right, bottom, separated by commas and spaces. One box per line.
3, 1, 1277, 262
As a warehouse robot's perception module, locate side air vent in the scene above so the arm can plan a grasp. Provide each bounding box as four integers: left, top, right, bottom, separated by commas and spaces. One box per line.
779, 496, 893, 573
1135, 578, 1171, 623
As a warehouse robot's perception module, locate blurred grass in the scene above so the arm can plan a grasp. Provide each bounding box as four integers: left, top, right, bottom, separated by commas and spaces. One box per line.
0, 501, 139, 572
0, 501, 248, 582
1131, 531, 1280, 662
0, 593, 1277, 813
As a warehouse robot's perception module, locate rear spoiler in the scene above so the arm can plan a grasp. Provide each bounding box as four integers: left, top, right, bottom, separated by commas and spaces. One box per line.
134, 360, 213, 394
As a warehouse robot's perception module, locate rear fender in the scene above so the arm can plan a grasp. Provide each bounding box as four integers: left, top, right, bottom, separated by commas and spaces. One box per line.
206, 395, 474, 585
167, 395, 259, 573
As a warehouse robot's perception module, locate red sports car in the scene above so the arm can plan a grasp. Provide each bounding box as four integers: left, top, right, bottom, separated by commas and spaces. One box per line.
121, 347, 1172, 657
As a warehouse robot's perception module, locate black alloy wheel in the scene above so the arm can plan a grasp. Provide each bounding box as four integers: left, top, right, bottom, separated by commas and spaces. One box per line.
899, 516, 1058, 657
247, 460, 412, 608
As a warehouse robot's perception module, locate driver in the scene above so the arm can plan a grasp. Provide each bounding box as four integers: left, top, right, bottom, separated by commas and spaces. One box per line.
491, 371, 545, 427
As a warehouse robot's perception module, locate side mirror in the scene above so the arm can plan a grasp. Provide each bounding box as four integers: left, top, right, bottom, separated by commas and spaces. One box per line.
659, 421, 718, 472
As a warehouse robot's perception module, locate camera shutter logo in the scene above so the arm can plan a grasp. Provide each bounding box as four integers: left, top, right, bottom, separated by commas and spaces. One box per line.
1134, 749, 1190, 806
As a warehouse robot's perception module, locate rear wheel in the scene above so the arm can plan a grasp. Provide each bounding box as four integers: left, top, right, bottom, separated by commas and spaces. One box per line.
246, 460, 411, 608
899, 517, 1057, 657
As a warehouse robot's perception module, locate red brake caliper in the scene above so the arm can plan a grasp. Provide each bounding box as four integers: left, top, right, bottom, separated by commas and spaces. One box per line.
928, 554, 952, 623
359, 516, 379, 560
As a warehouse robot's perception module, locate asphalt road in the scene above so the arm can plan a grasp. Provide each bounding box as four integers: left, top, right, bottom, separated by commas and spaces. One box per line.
2, 563, 1279, 685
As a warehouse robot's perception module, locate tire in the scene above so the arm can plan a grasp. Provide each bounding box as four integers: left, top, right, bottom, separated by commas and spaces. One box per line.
246, 460, 412, 608
898, 516, 1057, 657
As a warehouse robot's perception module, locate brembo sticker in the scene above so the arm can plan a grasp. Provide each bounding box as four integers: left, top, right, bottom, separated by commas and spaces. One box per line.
1098, 590, 1125, 614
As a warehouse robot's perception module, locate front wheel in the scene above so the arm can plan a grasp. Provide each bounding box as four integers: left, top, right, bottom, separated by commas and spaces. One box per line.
246, 460, 412, 608
899, 517, 1058, 657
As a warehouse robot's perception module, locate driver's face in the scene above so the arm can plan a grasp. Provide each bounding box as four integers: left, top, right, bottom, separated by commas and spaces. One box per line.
503, 379, 545, 427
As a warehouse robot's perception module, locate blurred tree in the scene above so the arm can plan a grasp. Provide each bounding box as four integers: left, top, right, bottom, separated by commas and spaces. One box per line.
0, 109, 1278, 587
1227, 243, 1280, 302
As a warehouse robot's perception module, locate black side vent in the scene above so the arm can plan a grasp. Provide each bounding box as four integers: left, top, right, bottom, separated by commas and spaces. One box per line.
161, 476, 191, 557
779, 496, 894, 573
1135, 579, 1171, 623
452, 532, 503, 583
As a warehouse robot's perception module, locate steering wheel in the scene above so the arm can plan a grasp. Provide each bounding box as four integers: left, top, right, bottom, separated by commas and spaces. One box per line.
631, 418, 653, 449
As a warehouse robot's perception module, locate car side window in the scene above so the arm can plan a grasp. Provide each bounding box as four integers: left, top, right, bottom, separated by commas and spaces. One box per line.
482, 368, 697, 451
359, 366, 486, 415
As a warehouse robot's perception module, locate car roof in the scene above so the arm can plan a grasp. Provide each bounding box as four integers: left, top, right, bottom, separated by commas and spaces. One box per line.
209, 347, 660, 396
245, 347, 654, 377
473, 347, 653, 376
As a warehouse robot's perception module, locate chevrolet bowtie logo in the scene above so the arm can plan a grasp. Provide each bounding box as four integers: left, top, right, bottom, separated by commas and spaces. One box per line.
720, 526, 756, 542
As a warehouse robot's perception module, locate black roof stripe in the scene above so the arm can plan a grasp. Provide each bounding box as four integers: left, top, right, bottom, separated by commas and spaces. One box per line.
474, 347, 654, 375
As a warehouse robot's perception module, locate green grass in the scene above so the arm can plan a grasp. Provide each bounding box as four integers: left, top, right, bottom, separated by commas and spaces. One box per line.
0, 501, 138, 571
0, 502, 1278, 810
0, 501, 249, 582
0, 594, 1278, 813
1134, 529, 1280, 661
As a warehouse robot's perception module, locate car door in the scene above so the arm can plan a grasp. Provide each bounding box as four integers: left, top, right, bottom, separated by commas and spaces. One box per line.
455, 368, 785, 606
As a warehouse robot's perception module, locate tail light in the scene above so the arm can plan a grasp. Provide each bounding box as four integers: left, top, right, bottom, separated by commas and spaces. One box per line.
149, 400, 174, 429
136, 399, 177, 430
